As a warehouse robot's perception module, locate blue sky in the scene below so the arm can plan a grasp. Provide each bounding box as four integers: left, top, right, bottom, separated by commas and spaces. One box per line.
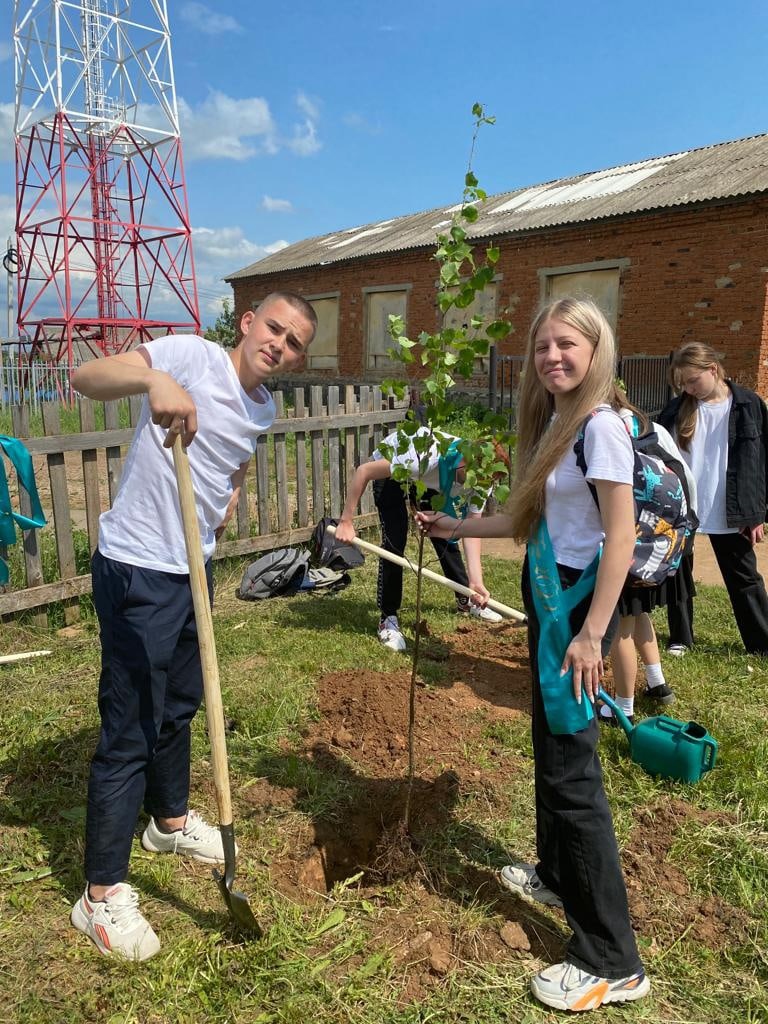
2, 0, 767, 328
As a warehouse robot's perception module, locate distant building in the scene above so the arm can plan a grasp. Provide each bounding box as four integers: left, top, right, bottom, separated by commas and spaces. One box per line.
226, 133, 768, 394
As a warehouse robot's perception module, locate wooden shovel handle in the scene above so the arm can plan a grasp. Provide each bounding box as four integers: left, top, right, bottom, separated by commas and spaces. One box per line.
327, 524, 526, 623
172, 437, 233, 827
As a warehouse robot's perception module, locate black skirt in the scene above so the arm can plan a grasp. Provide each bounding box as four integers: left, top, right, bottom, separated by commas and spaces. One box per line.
617, 552, 696, 618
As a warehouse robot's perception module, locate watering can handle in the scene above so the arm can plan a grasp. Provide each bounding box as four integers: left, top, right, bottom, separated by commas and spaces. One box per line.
702, 737, 718, 772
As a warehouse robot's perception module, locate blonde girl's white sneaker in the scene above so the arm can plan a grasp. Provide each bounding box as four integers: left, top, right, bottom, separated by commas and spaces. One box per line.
530, 961, 650, 1011
70, 883, 160, 961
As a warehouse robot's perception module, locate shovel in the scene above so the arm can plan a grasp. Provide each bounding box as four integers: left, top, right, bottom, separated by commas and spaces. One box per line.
172, 436, 262, 935
326, 523, 526, 622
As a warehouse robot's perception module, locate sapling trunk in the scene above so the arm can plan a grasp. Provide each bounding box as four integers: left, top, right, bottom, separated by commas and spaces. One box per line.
403, 526, 426, 833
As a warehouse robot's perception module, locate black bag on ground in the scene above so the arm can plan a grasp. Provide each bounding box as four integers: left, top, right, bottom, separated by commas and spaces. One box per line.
310, 516, 365, 571
238, 548, 310, 600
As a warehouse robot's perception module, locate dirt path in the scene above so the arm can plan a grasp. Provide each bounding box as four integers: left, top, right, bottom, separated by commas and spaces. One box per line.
482, 533, 767, 588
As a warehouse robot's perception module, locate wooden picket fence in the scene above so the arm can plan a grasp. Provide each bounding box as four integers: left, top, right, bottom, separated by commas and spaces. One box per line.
0, 385, 406, 622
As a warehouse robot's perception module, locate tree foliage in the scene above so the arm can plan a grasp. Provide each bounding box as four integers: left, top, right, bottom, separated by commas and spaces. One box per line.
203, 299, 237, 348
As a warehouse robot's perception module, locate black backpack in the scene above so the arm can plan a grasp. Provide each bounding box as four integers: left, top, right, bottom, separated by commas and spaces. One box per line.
238, 548, 310, 600
310, 517, 365, 571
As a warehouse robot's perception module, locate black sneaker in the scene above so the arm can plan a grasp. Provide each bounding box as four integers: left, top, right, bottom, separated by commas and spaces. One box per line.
644, 682, 676, 705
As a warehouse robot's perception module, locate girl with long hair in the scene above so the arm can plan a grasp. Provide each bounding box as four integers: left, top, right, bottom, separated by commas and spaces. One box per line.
417, 297, 649, 1012
658, 342, 768, 654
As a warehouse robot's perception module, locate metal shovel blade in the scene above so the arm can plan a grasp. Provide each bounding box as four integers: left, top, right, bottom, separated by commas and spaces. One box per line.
213, 823, 262, 936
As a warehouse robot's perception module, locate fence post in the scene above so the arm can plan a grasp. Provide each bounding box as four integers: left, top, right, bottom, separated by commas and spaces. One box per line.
41, 401, 79, 624
310, 385, 325, 521
294, 387, 309, 528
11, 403, 46, 626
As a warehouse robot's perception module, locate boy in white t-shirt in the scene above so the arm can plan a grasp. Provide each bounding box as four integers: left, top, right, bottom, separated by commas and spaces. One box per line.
69, 293, 316, 961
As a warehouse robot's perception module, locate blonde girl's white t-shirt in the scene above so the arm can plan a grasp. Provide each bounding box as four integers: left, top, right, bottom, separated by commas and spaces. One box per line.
682, 395, 735, 534
545, 406, 634, 570
98, 335, 276, 573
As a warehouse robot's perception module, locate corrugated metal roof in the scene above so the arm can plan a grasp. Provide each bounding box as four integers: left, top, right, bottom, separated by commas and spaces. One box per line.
226, 133, 768, 280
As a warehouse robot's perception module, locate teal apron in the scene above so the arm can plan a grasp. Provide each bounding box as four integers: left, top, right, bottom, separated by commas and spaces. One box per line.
0, 436, 47, 584
527, 516, 600, 735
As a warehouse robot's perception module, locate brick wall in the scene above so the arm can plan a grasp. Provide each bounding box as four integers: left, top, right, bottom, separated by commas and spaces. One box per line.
230, 195, 768, 394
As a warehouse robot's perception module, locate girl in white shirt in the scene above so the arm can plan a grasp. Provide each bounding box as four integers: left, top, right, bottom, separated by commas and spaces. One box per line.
417, 298, 648, 1012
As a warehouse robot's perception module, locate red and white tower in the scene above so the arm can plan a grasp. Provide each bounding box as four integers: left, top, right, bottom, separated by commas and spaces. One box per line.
13, 0, 200, 366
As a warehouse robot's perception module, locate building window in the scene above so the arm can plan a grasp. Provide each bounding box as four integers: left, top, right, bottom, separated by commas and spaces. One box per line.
305, 294, 339, 369
539, 259, 629, 333
442, 280, 498, 373
364, 286, 410, 370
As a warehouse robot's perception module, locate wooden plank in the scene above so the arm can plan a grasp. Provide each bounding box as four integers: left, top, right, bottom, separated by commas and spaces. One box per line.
344, 384, 356, 506
129, 395, 143, 426
0, 512, 382, 615
41, 403, 79, 624
10, 405, 46, 625
310, 386, 325, 522
273, 391, 289, 532
359, 387, 373, 514
79, 399, 102, 555
327, 386, 341, 519
15, 409, 404, 454
372, 386, 384, 451
236, 478, 249, 539
103, 401, 123, 505
0, 572, 93, 614
294, 388, 309, 528
255, 433, 270, 535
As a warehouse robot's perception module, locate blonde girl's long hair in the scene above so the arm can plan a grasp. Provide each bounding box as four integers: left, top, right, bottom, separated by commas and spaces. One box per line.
669, 342, 726, 452
508, 297, 617, 541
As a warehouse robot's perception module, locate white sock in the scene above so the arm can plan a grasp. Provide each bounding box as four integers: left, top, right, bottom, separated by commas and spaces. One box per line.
617, 696, 635, 717
645, 663, 666, 689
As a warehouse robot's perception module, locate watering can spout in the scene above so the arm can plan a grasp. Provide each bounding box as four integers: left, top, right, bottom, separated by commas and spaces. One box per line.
596, 688, 634, 738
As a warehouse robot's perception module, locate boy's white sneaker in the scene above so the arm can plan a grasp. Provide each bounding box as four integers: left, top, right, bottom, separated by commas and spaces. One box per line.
377, 615, 406, 652
141, 809, 230, 864
70, 883, 160, 961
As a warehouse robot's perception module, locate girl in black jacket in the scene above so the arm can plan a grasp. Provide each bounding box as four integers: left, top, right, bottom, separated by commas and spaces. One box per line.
658, 342, 768, 655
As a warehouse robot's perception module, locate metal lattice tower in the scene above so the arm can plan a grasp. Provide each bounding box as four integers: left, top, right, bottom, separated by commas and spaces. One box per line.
13, 0, 200, 365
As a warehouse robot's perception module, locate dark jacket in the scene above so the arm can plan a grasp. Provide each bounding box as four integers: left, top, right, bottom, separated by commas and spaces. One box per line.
658, 381, 768, 529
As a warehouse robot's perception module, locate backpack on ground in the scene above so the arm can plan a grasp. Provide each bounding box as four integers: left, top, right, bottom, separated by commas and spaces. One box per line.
574, 412, 699, 587
298, 566, 352, 593
238, 548, 310, 600
310, 516, 365, 571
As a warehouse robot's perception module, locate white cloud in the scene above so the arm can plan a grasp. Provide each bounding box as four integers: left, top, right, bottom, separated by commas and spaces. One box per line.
179, 2, 241, 35
177, 92, 276, 161
0, 103, 15, 160
191, 225, 290, 320
0, 42, 12, 63
343, 112, 383, 136
262, 195, 294, 213
296, 92, 320, 122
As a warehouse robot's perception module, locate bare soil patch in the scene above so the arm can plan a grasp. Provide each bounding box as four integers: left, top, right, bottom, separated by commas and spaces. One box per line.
240, 620, 748, 994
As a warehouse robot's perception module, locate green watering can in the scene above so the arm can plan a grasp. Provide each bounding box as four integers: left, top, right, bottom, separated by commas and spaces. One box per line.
597, 689, 718, 783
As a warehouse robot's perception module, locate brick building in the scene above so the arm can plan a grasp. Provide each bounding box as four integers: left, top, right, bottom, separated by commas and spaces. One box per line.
226, 133, 768, 394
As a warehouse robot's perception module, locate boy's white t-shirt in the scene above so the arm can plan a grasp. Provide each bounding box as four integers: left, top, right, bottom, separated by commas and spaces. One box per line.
545, 406, 634, 569
681, 396, 735, 534
373, 426, 486, 512
98, 335, 276, 573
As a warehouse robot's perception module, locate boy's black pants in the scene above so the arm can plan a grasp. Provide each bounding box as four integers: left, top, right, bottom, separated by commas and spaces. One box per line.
372, 477, 468, 618
84, 549, 212, 885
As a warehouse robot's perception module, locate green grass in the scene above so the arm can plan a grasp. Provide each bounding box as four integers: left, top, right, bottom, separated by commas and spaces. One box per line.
0, 551, 766, 1023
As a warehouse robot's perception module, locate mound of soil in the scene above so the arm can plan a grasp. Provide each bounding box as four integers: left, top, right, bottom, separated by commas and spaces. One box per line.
241, 619, 750, 993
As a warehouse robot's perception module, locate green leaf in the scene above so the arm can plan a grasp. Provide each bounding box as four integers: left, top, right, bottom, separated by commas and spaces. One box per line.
465, 171, 478, 188
472, 102, 483, 117
486, 319, 511, 340
486, 246, 500, 264
461, 205, 479, 223
495, 483, 510, 504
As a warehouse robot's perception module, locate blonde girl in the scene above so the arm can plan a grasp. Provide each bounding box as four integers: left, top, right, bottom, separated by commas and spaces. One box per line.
417, 297, 649, 1012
